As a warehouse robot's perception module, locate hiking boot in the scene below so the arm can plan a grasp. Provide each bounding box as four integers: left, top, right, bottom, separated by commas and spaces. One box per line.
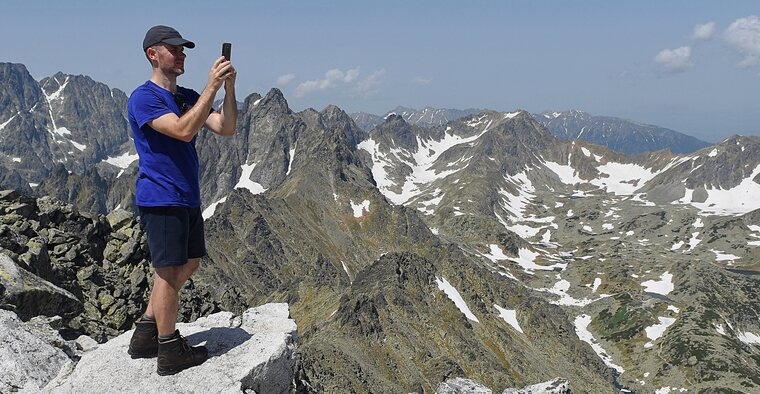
128, 317, 158, 359
156, 330, 208, 376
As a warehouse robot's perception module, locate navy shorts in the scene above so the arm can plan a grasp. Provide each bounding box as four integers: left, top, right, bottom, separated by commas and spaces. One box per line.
138, 206, 206, 268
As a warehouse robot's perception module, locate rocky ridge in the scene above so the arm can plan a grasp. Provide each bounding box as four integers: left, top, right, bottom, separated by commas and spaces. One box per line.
349, 106, 710, 156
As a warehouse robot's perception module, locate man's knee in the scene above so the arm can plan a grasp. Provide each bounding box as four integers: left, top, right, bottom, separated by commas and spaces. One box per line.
185, 258, 200, 276
176, 258, 200, 284
154, 258, 200, 289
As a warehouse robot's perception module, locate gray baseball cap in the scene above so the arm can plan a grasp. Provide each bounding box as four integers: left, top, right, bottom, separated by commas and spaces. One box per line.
142, 25, 196, 52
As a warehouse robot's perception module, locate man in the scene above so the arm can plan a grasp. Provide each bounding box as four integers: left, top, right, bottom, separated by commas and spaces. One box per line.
126, 25, 237, 376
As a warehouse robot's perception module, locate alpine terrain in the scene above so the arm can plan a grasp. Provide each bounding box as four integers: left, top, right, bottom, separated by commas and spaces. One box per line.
351, 107, 711, 156
1, 61, 760, 393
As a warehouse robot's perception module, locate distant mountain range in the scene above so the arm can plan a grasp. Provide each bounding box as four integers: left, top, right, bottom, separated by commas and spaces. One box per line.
2, 61, 760, 393
351, 107, 711, 155
535, 109, 711, 155
352, 106, 483, 132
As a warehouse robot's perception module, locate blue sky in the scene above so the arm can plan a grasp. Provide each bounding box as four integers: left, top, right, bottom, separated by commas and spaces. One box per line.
2, 0, 759, 142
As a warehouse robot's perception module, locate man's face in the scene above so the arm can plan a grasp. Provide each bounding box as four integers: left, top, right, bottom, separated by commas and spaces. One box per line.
150, 44, 186, 75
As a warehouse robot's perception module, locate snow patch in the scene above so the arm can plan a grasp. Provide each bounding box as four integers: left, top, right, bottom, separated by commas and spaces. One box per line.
737, 329, 760, 345
69, 140, 86, 151
684, 164, 760, 215
494, 304, 523, 333
235, 162, 267, 194
508, 248, 567, 274
641, 272, 674, 296
202, 196, 227, 220
644, 317, 677, 348
435, 277, 479, 323
286, 146, 297, 175
712, 249, 739, 263
574, 314, 624, 373
104, 152, 139, 169
0, 113, 18, 131
350, 200, 370, 218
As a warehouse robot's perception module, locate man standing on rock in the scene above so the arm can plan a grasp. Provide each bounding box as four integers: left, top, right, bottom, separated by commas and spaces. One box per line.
126, 25, 237, 375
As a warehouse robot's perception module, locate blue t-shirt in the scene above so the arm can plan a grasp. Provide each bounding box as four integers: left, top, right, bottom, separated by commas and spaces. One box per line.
127, 81, 202, 207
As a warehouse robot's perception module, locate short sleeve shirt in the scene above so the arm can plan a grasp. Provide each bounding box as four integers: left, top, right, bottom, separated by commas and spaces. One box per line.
127, 81, 202, 207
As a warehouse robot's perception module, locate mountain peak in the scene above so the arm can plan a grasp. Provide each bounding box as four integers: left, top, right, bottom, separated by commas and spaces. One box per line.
256, 88, 291, 114
384, 112, 407, 125
322, 104, 348, 119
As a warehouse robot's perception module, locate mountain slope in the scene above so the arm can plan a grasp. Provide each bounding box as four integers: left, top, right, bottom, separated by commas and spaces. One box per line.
535, 110, 711, 155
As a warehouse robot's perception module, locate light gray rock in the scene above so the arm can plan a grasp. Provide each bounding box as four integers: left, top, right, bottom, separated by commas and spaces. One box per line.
435, 377, 572, 394
0, 310, 74, 393
502, 378, 571, 394
41, 303, 298, 394
436, 377, 493, 394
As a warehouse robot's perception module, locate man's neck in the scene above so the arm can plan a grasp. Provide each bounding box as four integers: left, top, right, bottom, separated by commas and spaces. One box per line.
150, 70, 178, 93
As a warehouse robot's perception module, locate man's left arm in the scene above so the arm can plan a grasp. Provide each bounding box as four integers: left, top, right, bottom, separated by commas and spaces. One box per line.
205, 69, 237, 137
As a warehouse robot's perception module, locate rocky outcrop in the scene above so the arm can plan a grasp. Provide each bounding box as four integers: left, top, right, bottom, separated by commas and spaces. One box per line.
0, 304, 298, 394
435, 377, 572, 394
39, 303, 298, 394
0, 310, 94, 393
0, 190, 222, 341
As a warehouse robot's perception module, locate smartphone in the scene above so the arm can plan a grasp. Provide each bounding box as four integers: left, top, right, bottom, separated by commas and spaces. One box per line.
222, 43, 232, 61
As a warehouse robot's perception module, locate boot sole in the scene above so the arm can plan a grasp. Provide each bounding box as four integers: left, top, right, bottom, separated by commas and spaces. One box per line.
128, 348, 158, 359
156, 358, 207, 376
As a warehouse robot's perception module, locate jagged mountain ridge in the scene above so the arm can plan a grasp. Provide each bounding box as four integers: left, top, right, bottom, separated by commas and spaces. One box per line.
0, 64, 131, 183
2, 63, 760, 392
535, 109, 712, 155
351, 106, 483, 131
350, 106, 711, 156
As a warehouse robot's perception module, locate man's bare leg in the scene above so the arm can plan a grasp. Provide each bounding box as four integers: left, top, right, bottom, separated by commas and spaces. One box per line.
145, 258, 200, 335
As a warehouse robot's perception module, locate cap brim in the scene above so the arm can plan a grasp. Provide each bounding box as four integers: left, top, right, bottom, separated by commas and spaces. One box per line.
163, 38, 195, 48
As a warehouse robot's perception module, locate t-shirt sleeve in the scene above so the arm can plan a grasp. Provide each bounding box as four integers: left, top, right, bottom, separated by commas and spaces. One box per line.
129, 88, 172, 128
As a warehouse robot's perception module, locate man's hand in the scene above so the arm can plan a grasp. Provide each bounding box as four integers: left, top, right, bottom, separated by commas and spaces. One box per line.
208, 57, 233, 92
204, 59, 237, 137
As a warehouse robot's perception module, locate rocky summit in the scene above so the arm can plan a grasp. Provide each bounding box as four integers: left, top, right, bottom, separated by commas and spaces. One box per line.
1, 64, 760, 393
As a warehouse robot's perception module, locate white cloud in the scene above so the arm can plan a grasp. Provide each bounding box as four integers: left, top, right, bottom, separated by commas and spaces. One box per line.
654, 46, 692, 73
412, 76, 432, 85
294, 67, 361, 98
355, 69, 386, 98
693, 22, 716, 40
276, 73, 296, 86
724, 15, 760, 68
